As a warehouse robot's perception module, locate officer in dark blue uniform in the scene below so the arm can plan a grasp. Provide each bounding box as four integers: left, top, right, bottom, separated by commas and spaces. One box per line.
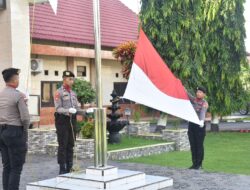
187, 87, 208, 170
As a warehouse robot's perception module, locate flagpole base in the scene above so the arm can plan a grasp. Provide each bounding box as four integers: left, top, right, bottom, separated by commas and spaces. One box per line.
26, 166, 173, 189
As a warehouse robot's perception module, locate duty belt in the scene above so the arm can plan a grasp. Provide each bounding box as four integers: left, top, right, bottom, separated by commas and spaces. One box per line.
0, 124, 22, 128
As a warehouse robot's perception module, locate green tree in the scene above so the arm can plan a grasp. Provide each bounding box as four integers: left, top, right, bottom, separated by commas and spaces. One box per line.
140, 0, 249, 130
72, 78, 95, 106
140, 0, 205, 88
202, 0, 249, 130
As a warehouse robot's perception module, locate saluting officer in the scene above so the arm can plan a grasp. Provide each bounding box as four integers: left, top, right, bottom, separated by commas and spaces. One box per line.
0, 68, 30, 190
187, 86, 208, 170
54, 70, 83, 174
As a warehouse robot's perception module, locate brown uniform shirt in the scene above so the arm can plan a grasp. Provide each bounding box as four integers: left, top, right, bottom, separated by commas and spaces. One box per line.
0, 86, 30, 130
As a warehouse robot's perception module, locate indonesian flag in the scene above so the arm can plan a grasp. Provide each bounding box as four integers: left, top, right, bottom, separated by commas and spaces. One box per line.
123, 29, 201, 125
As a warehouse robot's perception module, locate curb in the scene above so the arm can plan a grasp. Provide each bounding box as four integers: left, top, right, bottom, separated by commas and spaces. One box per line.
225, 120, 250, 123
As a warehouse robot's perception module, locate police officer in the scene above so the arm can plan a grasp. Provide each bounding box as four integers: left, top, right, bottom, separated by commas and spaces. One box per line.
187, 86, 208, 170
0, 68, 30, 190
54, 70, 84, 174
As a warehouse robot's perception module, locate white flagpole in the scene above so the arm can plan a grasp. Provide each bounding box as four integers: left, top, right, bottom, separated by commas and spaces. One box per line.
93, 0, 107, 168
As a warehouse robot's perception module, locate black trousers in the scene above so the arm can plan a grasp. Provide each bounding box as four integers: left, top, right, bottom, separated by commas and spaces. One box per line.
0, 125, 27, 190
55, 113, 76, 165
188, 122, 206, 167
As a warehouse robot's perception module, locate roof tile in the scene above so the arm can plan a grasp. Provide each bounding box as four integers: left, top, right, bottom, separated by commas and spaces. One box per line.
30, 0, 139, 47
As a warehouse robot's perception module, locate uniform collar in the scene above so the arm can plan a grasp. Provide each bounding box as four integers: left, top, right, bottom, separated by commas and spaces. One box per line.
63, 84, 71, 92
6, 84, 17, 89
195, 97, 204, 102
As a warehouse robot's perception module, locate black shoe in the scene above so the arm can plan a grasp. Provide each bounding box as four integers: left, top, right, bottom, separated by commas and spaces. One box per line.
193, 165, 202, 170
188, 165, 195, 169
59, 164, 67, 175
66, 162, 74, 173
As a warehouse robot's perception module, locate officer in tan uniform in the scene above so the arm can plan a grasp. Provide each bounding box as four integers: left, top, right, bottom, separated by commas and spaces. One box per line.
0, 68, 30, 190
187, 86, 208, 170
54, 70, 84, 174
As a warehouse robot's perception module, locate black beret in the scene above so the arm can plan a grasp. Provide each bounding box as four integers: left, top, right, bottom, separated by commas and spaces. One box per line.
62, 70, 75, 78
2, 68, 20, 82
196, 86, 206, 93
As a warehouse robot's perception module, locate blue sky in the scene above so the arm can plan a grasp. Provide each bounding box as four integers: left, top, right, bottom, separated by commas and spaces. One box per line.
120, 0, 250, 52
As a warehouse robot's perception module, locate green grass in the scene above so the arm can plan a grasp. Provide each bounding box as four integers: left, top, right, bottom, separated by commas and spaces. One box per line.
123, 132, 250, 175
107, 135, 165, 151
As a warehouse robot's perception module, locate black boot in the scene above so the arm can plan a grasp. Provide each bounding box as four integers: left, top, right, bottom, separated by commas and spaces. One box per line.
188, 159, 197, 169
66, 162, 73, 173
193, 165, 202, 170
188, 165, 195, 169
59, 164, 67, 175
193, 161, 203, 170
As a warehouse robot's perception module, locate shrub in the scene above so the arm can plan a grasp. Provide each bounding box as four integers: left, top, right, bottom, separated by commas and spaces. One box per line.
133, 111, 141, 122
72, 78, 96, 106
113, 41, 137, 79
81, 122, 95, 139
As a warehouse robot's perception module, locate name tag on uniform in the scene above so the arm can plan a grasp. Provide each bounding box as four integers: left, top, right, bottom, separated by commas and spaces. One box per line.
63, 92, 70, 100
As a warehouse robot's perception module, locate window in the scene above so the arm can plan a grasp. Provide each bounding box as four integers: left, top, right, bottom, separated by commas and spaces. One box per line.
44, 70, 49, 76
41, 81, 61, 107
115, 73, 119, 78
77, 66, 86, 77
0, 0, 6, 10
55, 71, 59, 76
113, 82, 132, 104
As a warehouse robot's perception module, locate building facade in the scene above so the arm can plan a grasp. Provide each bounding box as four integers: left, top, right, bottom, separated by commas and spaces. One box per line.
1, 0, 138, 125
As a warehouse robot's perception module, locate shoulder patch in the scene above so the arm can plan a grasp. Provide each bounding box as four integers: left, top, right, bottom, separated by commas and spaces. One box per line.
54, 91, 60, 101
203, 102, 209, 108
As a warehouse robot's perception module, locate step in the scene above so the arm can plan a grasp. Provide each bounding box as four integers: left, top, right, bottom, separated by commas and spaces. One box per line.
57, 169, 146, 189
27, 169, 173, 190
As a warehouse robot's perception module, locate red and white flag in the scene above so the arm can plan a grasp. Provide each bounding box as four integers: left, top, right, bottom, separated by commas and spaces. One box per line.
123, 29, 201, 125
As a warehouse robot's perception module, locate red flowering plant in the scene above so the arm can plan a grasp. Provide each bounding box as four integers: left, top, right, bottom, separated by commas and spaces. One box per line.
113, 41, 137, 79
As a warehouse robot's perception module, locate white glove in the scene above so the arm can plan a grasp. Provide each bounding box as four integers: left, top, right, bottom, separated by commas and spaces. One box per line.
86, 108, 94, 113
199, 120, 204, 128
69, 108, 77, 114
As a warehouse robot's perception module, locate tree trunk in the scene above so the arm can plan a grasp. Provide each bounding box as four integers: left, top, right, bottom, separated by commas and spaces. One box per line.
211, 114, 219, 132
156, 113, 168, 133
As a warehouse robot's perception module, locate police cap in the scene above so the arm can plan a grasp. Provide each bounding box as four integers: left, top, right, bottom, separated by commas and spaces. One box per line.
196, 86, 206, 94
62, 70, 75, 78
2, 68, 20, 82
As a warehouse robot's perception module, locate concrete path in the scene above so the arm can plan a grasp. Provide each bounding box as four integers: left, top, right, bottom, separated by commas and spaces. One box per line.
0, 155, 249, 190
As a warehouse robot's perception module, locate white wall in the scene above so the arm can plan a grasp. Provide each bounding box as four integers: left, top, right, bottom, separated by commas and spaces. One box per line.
74, 57, 91, 81
0, 0, 30, 92
101, 60, 127, 105
30, 55, 67, 95
30, 56, 125, 106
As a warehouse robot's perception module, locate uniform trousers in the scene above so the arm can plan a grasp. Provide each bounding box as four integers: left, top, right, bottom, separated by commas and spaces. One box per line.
55, 113, 76, 165
188, 122, 206, 167
0, 125, 27, 190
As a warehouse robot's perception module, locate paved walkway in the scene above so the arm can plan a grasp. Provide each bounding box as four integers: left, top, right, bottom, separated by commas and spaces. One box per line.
150, 121, 250, 133
0, 155, 250, 190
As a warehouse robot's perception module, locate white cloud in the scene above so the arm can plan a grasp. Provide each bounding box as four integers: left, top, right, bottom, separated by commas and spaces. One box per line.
244, 0, 250, 52
119, 0, 140, 14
